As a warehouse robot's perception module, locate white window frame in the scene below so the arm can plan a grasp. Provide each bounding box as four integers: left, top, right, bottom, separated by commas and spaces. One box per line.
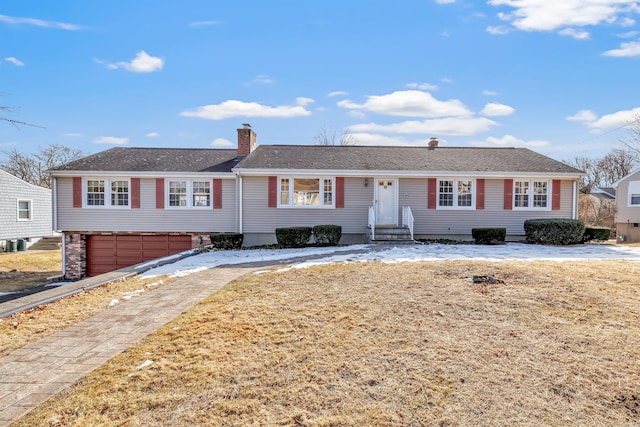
628, 181, 640, 207
17, 199, 32, 221
278, 176, 335, 209
166, 179, 212, 209
436, 178, 475, 210
83, 178, 130, 209
513, 179, 551, 210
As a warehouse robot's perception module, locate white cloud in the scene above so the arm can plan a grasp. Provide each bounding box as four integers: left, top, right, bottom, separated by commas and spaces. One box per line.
567, 107, 640, 131
350, 117, 498, 136
189, 20, 222, 27
405, 82, 439, 91
436, 0, 456, 4
328, 91, 349, 97
245, 74, 274, 86
107, 51, 164, 73
347, 110, 367, 119
481, 102, 515, 117
0, 14, 81, 30
180, 100, 312, 120
93, 136, 129, 145
473, 134, 550, 148
4, 57, 24, 66
487, 25, 511, 35
62, 132, 84, 137
566, 110, 598, 123
211, 138, 233, 147
487, 0, 639, 35
619, 17, 636, 27
146, 132, 159, 138
482, 90, 499, 96
603, 40, 640, 57
441, 77, 454, 84
618, 30, 639, 38
337, 90, 472, 118
296, 97, 315, 106
558, 28, 590, 40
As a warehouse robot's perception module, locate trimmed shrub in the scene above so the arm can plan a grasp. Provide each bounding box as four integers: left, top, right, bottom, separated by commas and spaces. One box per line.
582, 227, 611, 242
275, 227, 312, 248
313, 224, 342, 246
471, 228, 506, 245
524, 218, 585, 245
209, 233, 243, 250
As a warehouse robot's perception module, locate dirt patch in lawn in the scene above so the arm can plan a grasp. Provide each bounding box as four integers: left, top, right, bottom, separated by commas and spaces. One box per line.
14, 259, 640, 426
0, 250, 62, 293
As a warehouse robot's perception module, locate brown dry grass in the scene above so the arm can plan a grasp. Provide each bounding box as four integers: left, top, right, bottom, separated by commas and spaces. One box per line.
13, 259, 640, 426
0, 275, 175, 357
0, 250, 62, 292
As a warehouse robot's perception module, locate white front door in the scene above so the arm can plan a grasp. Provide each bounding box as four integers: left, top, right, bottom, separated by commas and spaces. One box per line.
375, 179, 397, 225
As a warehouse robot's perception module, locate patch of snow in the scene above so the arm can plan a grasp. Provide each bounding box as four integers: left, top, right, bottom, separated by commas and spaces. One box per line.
108, 299, 119, 307
138, 243, 640, 280
45, 281, 73, 288
0, 291, 17, 297
136, 359, 154, 370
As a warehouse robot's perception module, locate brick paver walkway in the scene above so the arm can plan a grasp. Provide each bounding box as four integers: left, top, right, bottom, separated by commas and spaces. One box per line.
0, 266, 257, 426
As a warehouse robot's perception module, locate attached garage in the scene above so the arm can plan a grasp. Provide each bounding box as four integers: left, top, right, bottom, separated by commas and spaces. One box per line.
87, 234, 192, 276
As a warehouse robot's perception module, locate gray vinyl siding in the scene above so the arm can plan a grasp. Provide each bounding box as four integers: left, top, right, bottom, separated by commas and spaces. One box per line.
55, 177, 237, 233
401, 178, 575, 237
615, 169, 640, 224
241, 176, 374, 234
0, 171, 52, 240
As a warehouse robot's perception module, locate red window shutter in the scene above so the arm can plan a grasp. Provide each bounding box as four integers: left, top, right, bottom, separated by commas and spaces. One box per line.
504, 179, 513, 210
268, 176, 278, 208
476, 179, 485, 210
131, 178, 140, 209
72, 177, 82, 208
336, 177, 345, 208
427, 178, 436, 209
155, 178, 165, 209
552, 180, 561, 210
213, 179, 223, 209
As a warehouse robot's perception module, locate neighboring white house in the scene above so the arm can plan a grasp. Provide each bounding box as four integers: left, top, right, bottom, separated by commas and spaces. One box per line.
0, 168, 53, 250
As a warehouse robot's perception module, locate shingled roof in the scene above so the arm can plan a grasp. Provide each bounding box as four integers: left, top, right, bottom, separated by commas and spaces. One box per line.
235, 145, 583, 174
50, 147, 241, 173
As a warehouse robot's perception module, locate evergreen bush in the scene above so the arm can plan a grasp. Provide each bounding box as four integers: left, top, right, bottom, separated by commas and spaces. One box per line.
524, 219, 585, 245
312, 225, 342, 246
209, 233, 243, 250
471, 228, 506, 244
275, 227, 312, 248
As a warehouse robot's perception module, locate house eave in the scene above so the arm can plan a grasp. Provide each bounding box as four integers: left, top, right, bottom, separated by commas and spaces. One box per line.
49, 170, 237, 179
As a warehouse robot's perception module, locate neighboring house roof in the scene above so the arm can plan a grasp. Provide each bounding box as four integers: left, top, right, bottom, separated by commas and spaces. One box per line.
49, 147, 242, 173
235, 145, 584, 175
0, 168, 52, 191
591, 187, 616, 199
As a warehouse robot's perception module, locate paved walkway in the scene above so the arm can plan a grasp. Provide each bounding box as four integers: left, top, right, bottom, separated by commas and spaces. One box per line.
0, 266, 258, 426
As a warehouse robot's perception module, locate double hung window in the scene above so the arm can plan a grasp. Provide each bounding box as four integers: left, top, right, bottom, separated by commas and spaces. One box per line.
17, 200, 31, 220
437, 179, 474, 209
514, 180, 549, 209
167, 180, 211, 208
85, 179, 129, 208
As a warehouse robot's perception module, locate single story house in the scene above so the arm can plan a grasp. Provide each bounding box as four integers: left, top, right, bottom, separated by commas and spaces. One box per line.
0, 168, 53, 250
614, 169, 640, 242
49, 125, 584, 279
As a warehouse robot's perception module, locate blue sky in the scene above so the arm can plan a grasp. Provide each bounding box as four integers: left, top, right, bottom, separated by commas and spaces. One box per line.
1, 0, 640, 162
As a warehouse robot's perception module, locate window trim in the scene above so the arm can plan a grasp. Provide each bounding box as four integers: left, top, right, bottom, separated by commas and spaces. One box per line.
512, 179, 551, 211
436, 178, 476, 210
83, 178, 131, 209
165, 179, 212, 209
277, 176, 336, 209
628, 181, 640, 207
17, 199, 32, 221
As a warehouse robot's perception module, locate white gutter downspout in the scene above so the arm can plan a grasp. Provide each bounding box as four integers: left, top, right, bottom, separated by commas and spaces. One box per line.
572, 180, 578, 219
238, 173, 243, 234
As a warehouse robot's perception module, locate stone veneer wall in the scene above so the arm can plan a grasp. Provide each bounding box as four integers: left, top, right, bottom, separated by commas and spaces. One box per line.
64, 233, 87, 280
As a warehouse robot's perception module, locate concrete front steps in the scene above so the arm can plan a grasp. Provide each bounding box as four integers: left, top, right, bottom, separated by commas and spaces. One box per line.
28, 236, 62, 251
368, 226, 415, 245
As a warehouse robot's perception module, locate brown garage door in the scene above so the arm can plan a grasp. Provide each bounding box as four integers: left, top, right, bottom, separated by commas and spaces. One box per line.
87, 234, 192, 276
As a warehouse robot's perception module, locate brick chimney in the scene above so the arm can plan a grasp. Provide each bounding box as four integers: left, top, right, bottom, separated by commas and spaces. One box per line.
237, 124, 256, 156
428, 137, 439, 148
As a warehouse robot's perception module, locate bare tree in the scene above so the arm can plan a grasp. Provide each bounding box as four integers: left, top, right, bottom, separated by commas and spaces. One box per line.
1, 144, 84, 188
314, 124, 356, 146
620, 112, 640, 161
566, 148, 637, 194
